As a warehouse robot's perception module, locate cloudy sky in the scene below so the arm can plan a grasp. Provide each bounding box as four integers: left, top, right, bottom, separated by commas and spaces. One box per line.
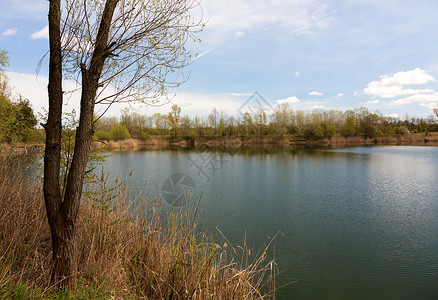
1, 0, 438, 119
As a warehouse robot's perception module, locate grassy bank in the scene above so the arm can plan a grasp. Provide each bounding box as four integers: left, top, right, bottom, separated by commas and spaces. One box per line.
0, 161, 276, 299
2, 131, 436, 155
92, 132, 438, 151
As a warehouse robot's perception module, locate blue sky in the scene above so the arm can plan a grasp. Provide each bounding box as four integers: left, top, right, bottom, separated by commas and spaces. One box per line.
1, 0, 438, 119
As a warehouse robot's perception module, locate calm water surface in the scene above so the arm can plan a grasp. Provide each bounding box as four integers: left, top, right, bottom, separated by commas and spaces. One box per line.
102, 146, 438, 299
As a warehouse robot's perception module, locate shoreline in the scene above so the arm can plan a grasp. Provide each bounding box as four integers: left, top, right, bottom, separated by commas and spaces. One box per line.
93, 132, 438, 151
3, 132, 437, 154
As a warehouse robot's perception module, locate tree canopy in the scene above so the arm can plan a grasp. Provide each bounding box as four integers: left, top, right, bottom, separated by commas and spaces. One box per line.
56, 0, 202, 109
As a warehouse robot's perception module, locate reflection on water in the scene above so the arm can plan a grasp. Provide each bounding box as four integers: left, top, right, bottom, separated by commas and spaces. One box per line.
87, 146, 438, 299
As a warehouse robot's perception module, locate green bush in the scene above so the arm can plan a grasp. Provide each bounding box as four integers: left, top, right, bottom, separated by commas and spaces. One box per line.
94, 129, 111, 141
322, 121, 337, 139
394, 126, 410, 135
109, 124, 131, 140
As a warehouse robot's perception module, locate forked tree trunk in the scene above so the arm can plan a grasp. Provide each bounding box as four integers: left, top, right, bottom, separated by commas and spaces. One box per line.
44, 0, 119, 289
44, 0, 73, 289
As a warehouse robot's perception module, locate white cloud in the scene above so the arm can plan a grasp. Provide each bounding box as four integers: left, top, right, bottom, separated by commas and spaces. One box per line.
152, 92, 258, 116
30, 25, 48, 39
295, 101, 329, 111
276, 96, 300, 105
311, 104, 325, 110
234, 31, 245, 39
7, 71, 120, 117
364, 68, 436, 98
294, 71, 300, 77
336, 93, 344, 97
385, 113, 399, 119
6, 71, 255, 118
389, 92, 438, 106
7, 71, 81, 116
7, 72, 48, 110
12, 0, 47, 18
308, 91, 323, 96
2, 28, 17, 36
365, 100, 380, 104
365, 86, 434, 99
419, 102, 438, 111
225, 92, 253, 97
199, 0, 333, 45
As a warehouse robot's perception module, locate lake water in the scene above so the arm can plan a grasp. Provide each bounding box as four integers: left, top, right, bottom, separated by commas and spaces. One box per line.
101, 146, 438, 299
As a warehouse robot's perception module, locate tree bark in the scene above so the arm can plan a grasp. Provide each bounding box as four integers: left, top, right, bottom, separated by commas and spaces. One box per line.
44, 0, 119, 290
45, 0, 74, 289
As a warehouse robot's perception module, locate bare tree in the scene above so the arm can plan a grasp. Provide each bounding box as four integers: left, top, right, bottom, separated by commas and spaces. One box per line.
44, 0, 202, 289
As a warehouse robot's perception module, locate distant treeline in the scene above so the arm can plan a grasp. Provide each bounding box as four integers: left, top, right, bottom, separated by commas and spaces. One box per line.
1, 48, 438, 145
94, 104, 438, 142
1, 98, 438, 145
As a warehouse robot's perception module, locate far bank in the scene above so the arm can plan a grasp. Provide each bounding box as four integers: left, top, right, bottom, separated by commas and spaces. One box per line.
91, 132, 438, 151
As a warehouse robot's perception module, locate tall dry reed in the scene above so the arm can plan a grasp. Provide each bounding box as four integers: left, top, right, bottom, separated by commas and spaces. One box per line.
0, 160, 277, 299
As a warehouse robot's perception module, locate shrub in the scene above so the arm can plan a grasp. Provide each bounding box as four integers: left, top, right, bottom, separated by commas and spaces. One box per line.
94, 129, 111, 141
394, 126, 410, 135
109, 124, 131, 140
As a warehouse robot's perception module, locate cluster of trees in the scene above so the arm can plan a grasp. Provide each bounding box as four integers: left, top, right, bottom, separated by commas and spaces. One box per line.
0, 50, 39, 143
94, 103, 438, 141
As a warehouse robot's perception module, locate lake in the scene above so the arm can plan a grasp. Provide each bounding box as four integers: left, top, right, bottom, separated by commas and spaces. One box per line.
100, 145, 438, 299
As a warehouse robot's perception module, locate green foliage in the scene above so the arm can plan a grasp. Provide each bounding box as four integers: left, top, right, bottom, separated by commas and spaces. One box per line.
303, 122, 324, 140
0, 51, 38, 144
242, 112, 254, 136
340, 116, 357, 137
168, 104, 181, 138
271, 103, 294, 136
180, 115, 193, 136
0, 275, 110, 300
0, 49, 8, 72
322, 121, 337, 139
109, 124, 131, 140
90, 103, 438, 143
394, 126, 410, 135
217, 118, 225, 136
303, 115, 324, 140
0, 95, 38, 143
0, 95, 14, 142
151, 113, 169, 134
93, 129, 111, 141
253, 108, 267, 136
94, 116, 118, 132
37, 110, 109, 193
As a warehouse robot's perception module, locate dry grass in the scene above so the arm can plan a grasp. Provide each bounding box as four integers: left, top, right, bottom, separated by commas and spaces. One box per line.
100, 138, 174, 151
0, 159, 277, 299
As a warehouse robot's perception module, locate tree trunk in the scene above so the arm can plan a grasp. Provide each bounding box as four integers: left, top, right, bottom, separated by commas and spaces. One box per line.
45, 0, 75, 289
50, 213, 78, 289
44, 0, 119, 290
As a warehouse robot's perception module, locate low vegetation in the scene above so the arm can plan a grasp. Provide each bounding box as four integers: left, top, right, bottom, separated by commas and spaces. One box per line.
0, 159, 277, 299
